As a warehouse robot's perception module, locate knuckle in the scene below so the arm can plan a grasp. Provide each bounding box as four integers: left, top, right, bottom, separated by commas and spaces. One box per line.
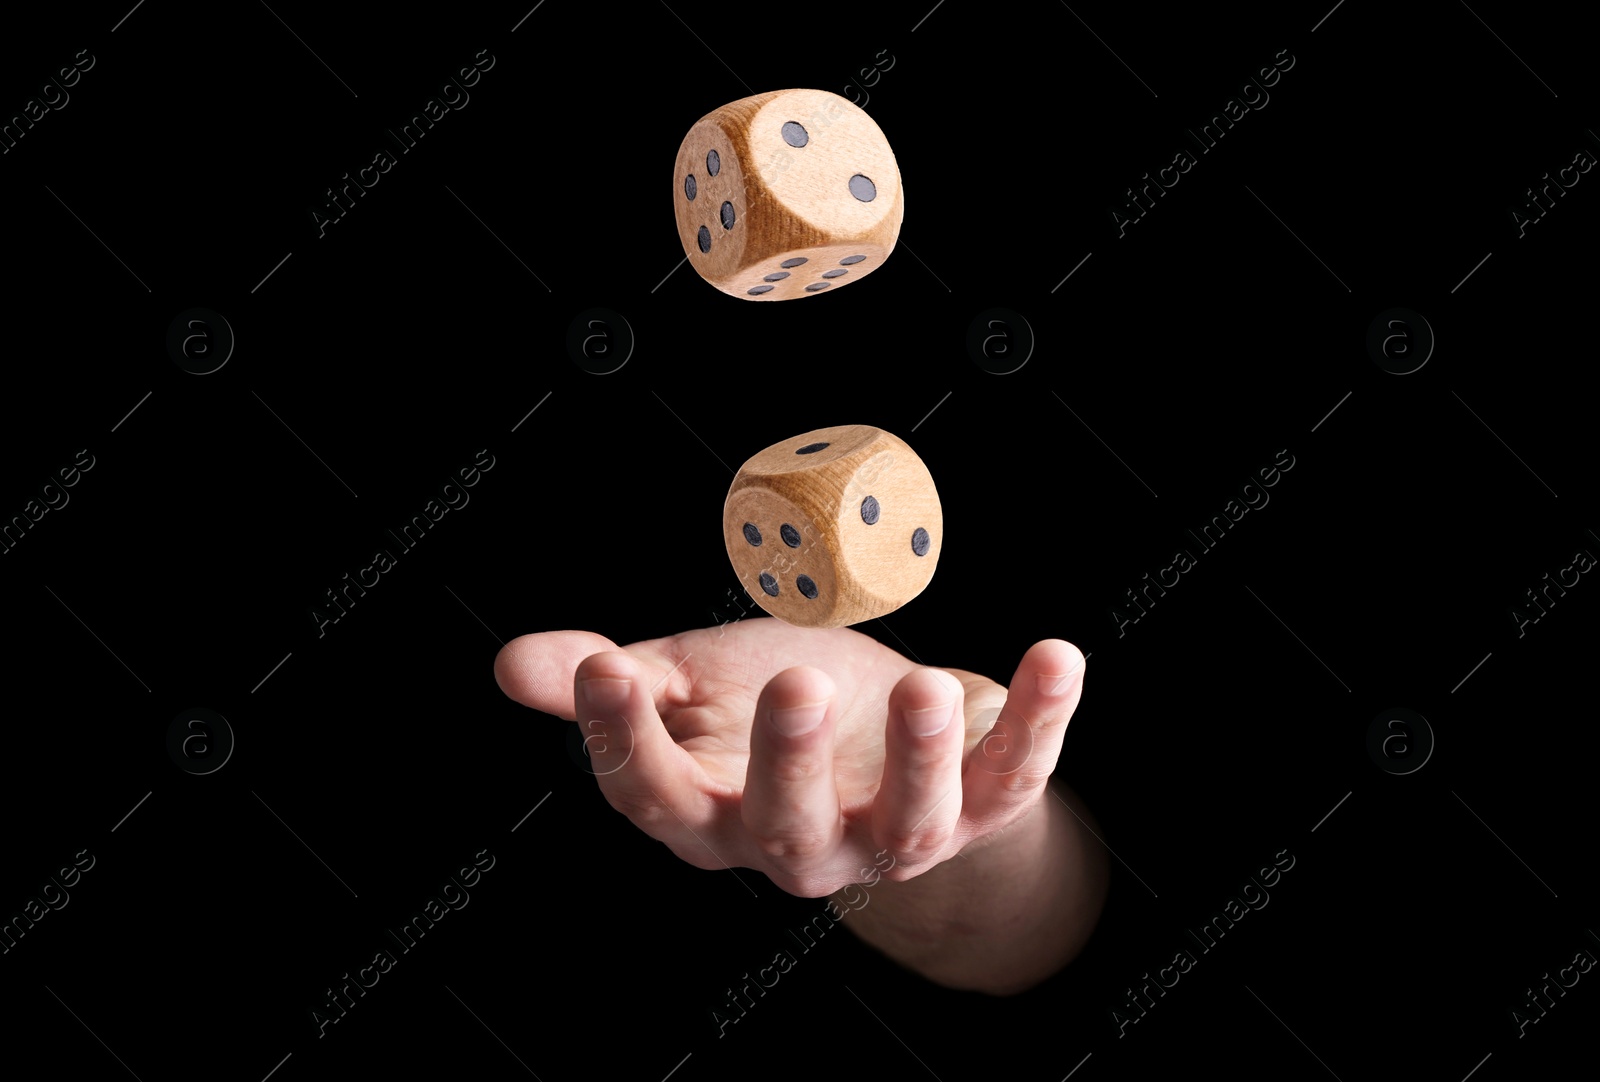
899, 740, 958, 771
880, 827, 946, 863
998, 766, 1052, 795
769, 755, 829, 785
752, 827, 833, 865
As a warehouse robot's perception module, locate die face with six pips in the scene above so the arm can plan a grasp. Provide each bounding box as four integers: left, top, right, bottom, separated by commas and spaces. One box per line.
673, 89, 904, 300
723, 426, 940, 628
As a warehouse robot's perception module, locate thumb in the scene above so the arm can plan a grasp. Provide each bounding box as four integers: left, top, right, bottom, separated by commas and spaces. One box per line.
494, 630, 623, 720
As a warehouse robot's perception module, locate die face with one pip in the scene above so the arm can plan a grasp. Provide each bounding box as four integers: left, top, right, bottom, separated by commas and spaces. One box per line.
723, 426, 940, 629
673, 89, 904, 300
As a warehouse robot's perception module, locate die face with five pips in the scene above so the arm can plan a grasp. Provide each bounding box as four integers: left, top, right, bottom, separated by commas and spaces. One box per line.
674, 89, 904, 300
724, 426, 940, 628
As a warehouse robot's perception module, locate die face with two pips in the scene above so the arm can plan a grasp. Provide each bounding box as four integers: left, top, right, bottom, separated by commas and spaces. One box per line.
674, 89, 904, 300
723, 426, 940, 628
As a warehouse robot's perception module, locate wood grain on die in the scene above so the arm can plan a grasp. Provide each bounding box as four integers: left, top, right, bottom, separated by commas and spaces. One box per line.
673, 90, 905, 301
724, 426, 941, 628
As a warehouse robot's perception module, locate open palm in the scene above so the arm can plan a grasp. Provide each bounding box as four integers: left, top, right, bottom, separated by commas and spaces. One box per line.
494, 616, 1085, 897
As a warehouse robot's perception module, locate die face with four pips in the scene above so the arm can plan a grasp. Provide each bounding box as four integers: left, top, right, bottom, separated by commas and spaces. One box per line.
673, 89, 904, 300
723, 426, 940, 628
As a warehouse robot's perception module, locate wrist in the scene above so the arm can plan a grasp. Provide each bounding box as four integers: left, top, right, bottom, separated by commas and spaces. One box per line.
832, 782, 1108, 994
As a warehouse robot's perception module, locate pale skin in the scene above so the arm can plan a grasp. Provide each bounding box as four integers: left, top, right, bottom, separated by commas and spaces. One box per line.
492, 618, 1109, 995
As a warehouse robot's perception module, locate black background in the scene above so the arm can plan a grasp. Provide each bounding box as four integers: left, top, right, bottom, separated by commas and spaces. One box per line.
2, 1, 1595, 1079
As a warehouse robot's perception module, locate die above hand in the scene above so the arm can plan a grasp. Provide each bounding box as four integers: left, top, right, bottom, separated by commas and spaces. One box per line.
492, 618, 1085, 898
724, 425, 942, 629
674, 88, 904, 300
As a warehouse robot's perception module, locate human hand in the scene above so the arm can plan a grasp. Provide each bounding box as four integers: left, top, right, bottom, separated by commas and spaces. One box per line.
492, 617, 1085, 898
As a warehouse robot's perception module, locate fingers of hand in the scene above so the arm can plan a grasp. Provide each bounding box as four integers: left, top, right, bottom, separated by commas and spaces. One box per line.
741, 666, 843, 894
962, 639, 1085, 822
574, 650, 709, 843
872, 668, 967, 877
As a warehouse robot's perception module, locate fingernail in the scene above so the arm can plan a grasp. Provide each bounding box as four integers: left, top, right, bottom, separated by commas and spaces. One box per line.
904, 700, 954, 737
582, 677, 631, 711
1037, 668, 1080, 696
770, 703, 827, 737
